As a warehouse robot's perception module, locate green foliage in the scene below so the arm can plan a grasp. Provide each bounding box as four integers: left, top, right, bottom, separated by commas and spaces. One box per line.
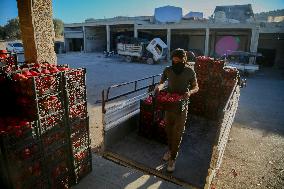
0, 17, 64, 40
53, 18, 64, 37
0, 26, 6, 40
4, 17, 21, 40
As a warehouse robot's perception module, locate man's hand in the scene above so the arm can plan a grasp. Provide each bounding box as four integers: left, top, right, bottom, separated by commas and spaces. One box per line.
154, 83, 164, 95
184, 80, 199, 99
154, 86, 160, 95
183, 91, 191, 99
154, 85, 162, 95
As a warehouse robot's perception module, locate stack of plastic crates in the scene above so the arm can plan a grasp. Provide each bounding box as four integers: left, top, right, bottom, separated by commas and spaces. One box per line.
0, 66, 92, 188
0, 52, 18, 73
18, 70, 71, 188
0, 71, 71, 189
139, 95, 167, 144
32, 72, 71, 188
0, 120, 49, 189
63, 68, 92, 184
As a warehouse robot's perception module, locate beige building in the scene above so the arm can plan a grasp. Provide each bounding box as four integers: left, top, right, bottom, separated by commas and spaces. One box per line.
64, 5, 284, 68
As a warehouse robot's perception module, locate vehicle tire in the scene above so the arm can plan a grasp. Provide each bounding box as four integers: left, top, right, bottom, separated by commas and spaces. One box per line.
125, 56, 132, 63
146, 58, 154, 65
155, 59, 161, 64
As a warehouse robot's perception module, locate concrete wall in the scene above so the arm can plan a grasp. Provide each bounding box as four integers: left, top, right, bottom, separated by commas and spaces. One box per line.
171, 35, 189, 51
171, 34, 205, 54
110, 31, 134, 51
85, 27, 106, 52
65, 38, 83, 52
110, 25, 134, 51
65, 39, 70, 52
215, 35, 248, 52
138, 29, 167, 42
171, 30, 206, 55
171, 34, 205, 53
188, 36, 205, 53
208, 29, 250, 57
65, 32, 83, 38
209, 34, 249, 57
64, 27, 82, 31
258, 34, 284, 68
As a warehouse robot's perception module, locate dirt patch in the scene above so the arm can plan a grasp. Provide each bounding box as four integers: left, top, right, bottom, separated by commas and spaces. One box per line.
87, 104, 103, 152
213, 124, 284, 189
212, 68, 284, 189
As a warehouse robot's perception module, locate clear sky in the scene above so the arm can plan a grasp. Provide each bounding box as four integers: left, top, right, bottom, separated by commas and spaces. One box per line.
0, 0, 284, 26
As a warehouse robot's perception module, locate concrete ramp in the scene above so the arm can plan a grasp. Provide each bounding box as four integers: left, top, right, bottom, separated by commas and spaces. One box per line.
107, 116, 218, 188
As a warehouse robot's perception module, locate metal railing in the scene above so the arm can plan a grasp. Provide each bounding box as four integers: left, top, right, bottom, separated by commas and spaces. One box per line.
101, 74, 161, 113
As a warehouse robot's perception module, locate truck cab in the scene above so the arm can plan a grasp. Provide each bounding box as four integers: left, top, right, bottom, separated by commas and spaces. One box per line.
116, 36, 167, 64
146, 38, 168, 62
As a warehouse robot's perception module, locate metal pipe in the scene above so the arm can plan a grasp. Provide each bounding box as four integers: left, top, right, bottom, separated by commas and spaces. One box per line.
102, 90, 106, 113
106, 74, 161, 101
105, 84, 158, 102
223, 81, 238, 112
134, 81, 137, 91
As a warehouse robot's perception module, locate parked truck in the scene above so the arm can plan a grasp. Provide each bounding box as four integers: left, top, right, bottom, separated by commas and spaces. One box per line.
100, 59, 245, 189
224, 50, 261, 74
117, 37, 168, 64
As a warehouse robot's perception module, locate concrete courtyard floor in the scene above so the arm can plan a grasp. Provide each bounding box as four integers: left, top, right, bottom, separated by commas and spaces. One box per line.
56, 52, 284, 189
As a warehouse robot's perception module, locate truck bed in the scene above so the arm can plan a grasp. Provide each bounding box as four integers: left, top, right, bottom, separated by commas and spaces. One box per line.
102, 75, 240, 189
105, 115, 218, 188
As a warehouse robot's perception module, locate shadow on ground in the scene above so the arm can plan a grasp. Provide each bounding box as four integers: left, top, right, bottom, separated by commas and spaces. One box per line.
236, 67, 284, 136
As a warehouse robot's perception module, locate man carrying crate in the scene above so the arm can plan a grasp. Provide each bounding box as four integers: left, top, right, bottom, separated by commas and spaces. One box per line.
154, 48, 199, 172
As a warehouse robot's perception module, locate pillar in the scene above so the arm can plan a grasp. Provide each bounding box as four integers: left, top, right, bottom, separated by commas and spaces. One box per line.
63, 29, 67, 52
17, 0, 57, 64
249, 27, 260, 64
134, 24, 138, 38
83, 26, 86, 53
210, 31, 216, 57
106, 25, 110, 52
204, 28, 210, 56
167, 28, 171, 60
250, 27, 260, 53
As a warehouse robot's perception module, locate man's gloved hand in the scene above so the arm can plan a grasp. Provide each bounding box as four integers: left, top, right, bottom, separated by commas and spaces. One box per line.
154, 86, 160, 96
183, 91, 191, 99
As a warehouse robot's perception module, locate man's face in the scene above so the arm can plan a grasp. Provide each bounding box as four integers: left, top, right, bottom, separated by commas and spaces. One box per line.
172, 55, 186, 74
172, 56, 183, 64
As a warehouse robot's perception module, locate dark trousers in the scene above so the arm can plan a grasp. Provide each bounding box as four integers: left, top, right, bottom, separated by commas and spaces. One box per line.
165, 108, 188, 160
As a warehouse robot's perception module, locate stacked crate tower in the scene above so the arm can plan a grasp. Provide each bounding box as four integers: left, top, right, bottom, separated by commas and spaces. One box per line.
0, 60, 92, 189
